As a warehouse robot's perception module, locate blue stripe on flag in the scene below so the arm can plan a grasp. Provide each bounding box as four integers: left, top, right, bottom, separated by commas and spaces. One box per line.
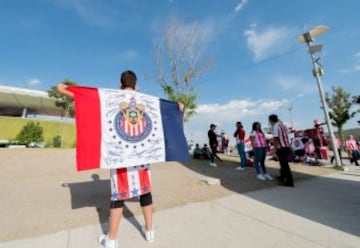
160, 99, 190, 163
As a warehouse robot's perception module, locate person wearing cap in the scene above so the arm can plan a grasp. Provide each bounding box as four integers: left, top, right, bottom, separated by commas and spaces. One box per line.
234, 121, 246, 170
208, 124, 222, 167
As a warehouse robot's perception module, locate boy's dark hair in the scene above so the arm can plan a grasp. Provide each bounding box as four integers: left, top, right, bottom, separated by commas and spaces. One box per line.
268, 114, 279, 123
236, 121, 243, 128
120, 70, 137, 89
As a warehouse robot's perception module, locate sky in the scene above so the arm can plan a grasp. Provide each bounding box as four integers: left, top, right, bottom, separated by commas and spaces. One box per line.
0, 0, 359, 146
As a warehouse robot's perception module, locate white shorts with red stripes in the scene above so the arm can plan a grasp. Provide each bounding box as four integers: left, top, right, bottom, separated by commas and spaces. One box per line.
110, 164, 151, 201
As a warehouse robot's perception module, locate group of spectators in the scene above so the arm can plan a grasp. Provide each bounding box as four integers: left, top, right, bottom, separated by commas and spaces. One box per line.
192, 114, 294, 186
325, 134, 359, 166
192, 114, 360, 186
193, 143, 212, 160
344, 135, 360, 165
290, 133, 360, 166
230, 115, 293, 186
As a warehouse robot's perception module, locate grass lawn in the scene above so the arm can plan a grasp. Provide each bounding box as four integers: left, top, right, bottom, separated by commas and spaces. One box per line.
0, 116, 75, 148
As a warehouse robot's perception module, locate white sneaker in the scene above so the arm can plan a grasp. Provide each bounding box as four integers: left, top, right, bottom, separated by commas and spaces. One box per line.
264, 174, 273, 180
209, 162, 218, 167
256, 174, 266, 181
141, 226, 155, 242
235, 166, 245, 171
98, 234, 118, 248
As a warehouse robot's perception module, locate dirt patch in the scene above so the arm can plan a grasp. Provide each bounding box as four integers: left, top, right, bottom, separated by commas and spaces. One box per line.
0, 149, 336, 241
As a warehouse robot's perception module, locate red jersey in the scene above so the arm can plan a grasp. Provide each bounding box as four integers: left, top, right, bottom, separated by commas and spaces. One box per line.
236, 128, 245, 143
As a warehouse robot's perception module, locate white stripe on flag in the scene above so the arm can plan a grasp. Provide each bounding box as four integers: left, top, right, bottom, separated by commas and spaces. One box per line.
98, 89, 166, 169
127, 166, 141, 198
110, 169, 119, 198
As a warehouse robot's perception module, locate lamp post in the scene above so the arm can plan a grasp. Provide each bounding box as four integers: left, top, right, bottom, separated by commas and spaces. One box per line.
288, 103, 294, 129
297, 25, 342, 167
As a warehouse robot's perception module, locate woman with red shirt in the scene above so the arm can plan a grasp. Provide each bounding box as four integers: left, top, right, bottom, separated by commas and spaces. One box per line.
234, 122, 246, 170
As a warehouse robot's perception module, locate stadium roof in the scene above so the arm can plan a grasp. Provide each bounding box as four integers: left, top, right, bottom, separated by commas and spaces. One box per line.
0, 85, 63, 117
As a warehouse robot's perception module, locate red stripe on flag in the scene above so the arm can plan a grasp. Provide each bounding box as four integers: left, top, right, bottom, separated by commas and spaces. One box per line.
121, 117, 125, 132
116, 168, 130, 199
67, 86, 102, 171
138, 168, 151, 195
139, 118, 144, 133
134, 125, 138, 135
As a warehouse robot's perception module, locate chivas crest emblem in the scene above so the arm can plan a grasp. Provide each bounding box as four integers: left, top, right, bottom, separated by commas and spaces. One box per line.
114, 97, 152, 143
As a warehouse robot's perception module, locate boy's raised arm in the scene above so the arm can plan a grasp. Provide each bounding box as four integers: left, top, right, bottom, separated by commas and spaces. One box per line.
56, 83, 74, 99
178, 102, 185, 112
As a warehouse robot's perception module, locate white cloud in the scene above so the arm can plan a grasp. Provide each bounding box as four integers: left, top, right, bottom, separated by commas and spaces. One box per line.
354, 52, 360, 71
234, 0, 249, 13
52, 0, 119, 27
185, 98, 289, 145
354, 64, 360, 71
277, 75, 317, 95
27, 78, 41, 85
339, 66, 360, 74
337, 69, 351, 74
119, 50, 138, 62
194, 99, 289, 123
243, 25, 291, 61
338, 51, 360, 74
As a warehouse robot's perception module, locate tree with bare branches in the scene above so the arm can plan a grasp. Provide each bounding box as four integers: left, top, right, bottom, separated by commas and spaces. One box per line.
154, 17, 213, 122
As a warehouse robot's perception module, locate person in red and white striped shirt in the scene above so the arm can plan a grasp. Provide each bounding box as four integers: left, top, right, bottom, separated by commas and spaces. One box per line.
269, 114, 294, 187
345, 135, 360, 166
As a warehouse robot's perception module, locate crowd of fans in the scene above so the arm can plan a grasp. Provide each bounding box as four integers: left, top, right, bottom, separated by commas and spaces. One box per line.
191, 117, 360, 184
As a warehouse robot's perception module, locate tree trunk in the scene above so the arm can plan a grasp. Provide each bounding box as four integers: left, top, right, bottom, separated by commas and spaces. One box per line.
61, 103, 70, 148
338, 126, 344, 150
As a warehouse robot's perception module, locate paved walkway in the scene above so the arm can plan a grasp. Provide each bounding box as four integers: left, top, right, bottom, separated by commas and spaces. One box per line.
1, 166, 359, 248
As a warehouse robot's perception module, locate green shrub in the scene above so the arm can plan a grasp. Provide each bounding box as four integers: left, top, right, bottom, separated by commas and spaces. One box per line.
44, 140, 52, 148
15, 122, 44, 146
52, 135, 62, 148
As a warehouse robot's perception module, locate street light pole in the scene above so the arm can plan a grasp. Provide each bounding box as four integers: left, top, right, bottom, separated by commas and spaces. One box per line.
310, 50, 341, 167
288, 103, 294, 129
297, 26, 341, 167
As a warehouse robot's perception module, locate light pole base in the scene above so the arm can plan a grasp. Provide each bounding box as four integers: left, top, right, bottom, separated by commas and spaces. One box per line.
334, 165, 347, 171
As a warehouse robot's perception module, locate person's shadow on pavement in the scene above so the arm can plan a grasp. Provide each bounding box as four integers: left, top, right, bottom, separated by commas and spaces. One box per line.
62, 174, 142, 234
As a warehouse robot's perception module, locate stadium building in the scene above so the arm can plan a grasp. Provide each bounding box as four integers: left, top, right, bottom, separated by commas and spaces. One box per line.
0, 85, 63, 117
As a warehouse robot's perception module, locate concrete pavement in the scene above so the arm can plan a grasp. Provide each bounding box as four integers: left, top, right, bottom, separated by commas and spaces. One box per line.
1, 166, 359, 248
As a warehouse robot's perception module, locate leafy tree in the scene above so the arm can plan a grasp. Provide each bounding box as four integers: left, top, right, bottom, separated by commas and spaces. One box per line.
48, 79, 77, 118
353, 95, 360, 125
15, 122, 44, 146
154, 16, 213, 122
48, 79, 77, 148
325, 86, 356, 144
